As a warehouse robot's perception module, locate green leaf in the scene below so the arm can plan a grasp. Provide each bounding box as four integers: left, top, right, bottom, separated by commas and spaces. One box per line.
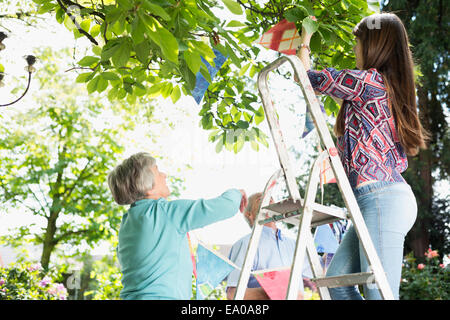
131, 15, 146, 44
161, 83, 172, 98
135, 41, 151, 64
225, 42, 241, 68
55, 7, 65, 24
80, 19, 90, 32
233, 132, 245, 153
78, 56, 99, 67
76, 72, 92, 83
170, 86, 181, 103
367, 1, 381, 13
96, 77, 108, 93
184, 49, 201, 74
158, 27, 179, 64
238, 63, 251, 77
191, 41, 215, 65
226, 20, 246, 27
147, 83, 162, 97
284, 7, 307, 23
254, 106, 265, 125
251, 139, 259, 151
87, 76, 100, 93
142, 2, 171, 21
101, 42, 120, 61
111, 39, 131, 67
138, 12, 160, 45
302, 16, 319, 35
101, 72, 120, 81
295, 4, 314, 16
215, 137, 224, 153
90, 24, 101, 37
199, 63, 212, 84
236, 120, 249, 129
202, 114, 213, 130
222, 0, 243, 15
140, 15, 178, 64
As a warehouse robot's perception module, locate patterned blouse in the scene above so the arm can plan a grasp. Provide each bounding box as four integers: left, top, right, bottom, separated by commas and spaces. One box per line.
306, 67, 408, 189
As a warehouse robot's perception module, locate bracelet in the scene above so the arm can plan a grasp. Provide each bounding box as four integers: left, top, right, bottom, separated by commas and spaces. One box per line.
297, 43, 311, 54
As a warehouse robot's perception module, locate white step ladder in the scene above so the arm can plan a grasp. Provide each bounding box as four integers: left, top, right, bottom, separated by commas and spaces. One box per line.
233, 55, 394, 300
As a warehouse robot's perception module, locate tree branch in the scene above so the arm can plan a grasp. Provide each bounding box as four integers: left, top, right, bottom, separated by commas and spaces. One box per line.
60, 0, 105, 20
61, 158, 94, 205
55, 0, 99, 45
26, 185, 49, 218
53, 228, 90, 244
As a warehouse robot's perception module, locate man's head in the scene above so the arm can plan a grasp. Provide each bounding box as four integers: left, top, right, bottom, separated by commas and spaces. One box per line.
243, 193, 262, 227
107, 152, 170, 205
243, 193, 275, 228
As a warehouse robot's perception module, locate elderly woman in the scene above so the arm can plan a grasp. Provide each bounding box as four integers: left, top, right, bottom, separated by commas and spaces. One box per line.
108, 152, 247, 300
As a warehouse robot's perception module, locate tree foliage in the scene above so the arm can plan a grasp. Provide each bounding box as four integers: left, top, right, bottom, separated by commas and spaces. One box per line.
25, 0, 378, 153
0, 48, 136, 270
382, 0, 449, 258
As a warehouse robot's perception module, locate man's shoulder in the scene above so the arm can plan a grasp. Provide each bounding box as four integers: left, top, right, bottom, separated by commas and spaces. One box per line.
231, 233, 252, 249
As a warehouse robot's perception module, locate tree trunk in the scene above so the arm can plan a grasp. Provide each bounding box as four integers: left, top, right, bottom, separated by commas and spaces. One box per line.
40, 211, 58, 270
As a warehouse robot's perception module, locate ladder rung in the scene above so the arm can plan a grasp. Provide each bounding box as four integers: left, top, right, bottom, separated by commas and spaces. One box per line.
259, 199, 347, 226
312, 272, 375, 288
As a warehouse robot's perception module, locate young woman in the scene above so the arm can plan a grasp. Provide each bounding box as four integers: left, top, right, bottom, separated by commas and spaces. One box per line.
296, 13, 428, 299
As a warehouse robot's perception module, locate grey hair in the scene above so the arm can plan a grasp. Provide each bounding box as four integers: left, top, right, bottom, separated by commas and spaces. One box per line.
107, 152, 156, 205
245, 192, 263, 215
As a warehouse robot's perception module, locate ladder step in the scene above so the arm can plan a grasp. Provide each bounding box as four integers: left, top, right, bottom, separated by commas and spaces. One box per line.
259, 199, 347, 227
312, 272, 375, 288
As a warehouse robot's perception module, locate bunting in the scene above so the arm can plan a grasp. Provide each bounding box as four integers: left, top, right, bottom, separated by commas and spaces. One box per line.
254, 268, 291, 300
254, 19, 301, 55
314, 224, 339, 254
195, 243, 237, 300
192, 49, 228, 104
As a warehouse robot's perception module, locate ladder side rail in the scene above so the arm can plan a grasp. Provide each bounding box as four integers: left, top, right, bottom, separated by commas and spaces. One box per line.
287, 55, 394, 299
285, 151, 327, 299
257, 60, 302, 203
233, 170, 282, 300
305, 232, 331, 299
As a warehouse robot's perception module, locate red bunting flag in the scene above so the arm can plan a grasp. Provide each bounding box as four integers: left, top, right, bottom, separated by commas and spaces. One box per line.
254, 19, 301, 55
320, 157, 336, 184
254, 267, 291, 300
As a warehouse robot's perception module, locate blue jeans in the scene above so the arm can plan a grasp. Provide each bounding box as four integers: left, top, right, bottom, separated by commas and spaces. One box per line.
325, 181, 417, 300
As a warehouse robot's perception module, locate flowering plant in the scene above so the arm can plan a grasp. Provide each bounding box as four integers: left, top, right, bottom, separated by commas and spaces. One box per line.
0, 261, 67, 300
400, 248, 449, 300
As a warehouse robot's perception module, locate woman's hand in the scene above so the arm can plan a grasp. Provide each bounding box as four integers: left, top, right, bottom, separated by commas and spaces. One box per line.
238, 189, 248, 213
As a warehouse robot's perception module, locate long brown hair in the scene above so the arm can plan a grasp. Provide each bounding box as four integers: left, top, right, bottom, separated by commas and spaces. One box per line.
334, 12, 429, 156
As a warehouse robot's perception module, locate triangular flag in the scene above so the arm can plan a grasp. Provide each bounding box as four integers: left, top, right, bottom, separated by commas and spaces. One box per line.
330, 220, 349, 243
192, 49, 228, 104
254, 19, 301, 55
322, 253, 334, 268
254, 268, 291, 300
302, 110, 315, 138
314, 225, 339, 254
319, 157, 337, 184
302, 103, 327, 138
195, 243, 236, 300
